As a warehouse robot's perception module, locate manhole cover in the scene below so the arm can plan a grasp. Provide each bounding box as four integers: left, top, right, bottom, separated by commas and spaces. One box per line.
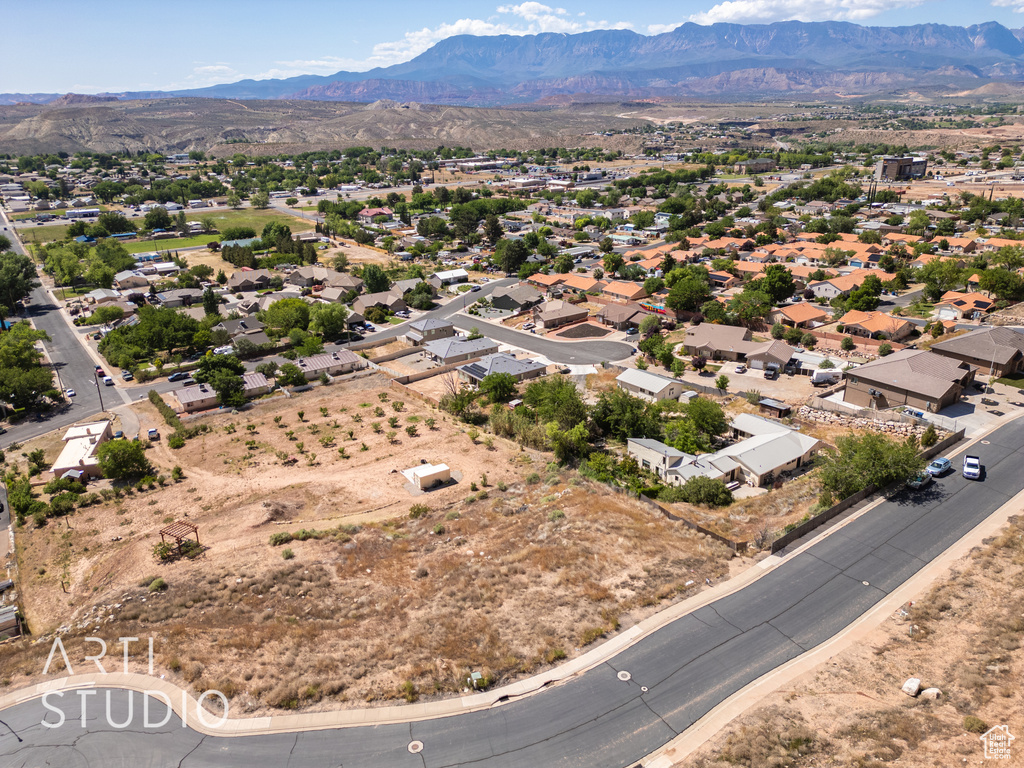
617, 670, 632, 682
862, 581, 870, 586
408, 741, 424, 754
641, 686, 649, 693
981, 440, 991, 445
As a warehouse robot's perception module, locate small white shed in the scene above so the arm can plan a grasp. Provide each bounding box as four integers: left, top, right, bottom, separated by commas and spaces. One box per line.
403, 463, 451, 490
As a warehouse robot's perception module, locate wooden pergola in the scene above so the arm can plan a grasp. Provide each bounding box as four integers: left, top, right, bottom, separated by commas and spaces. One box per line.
159, 520, 200, 555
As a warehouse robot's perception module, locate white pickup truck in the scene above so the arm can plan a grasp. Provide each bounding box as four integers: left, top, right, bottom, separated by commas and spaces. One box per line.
963, 455, 982, 480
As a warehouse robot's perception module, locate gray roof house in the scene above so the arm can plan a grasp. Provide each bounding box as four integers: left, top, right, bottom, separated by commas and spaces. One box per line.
459, 353, 547, 385
490, 284, 543, 311
843, 348, 974, 412
615, 369, 686, 402
406, 318, 455, 345
423, 337, 500, 365
929, 327, 1024, 378
628, 422, 821, 488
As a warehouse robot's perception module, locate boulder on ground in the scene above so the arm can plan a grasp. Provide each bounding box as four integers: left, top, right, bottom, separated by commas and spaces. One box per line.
902, 677, 922, 696
920, 687, 942, 700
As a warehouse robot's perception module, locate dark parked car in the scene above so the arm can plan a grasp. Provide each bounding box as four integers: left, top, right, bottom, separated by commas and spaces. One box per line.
168, 372, 189, 382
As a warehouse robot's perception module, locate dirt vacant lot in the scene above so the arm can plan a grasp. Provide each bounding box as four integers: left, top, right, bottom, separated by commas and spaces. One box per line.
4, 375, 736, 715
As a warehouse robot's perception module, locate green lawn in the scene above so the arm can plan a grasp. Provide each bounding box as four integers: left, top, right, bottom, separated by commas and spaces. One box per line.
116, 235, 220, 253
185, 208, 314, 233
995, 371, 1024, 387
18, 208, 310, 248
19, 224, 71, 244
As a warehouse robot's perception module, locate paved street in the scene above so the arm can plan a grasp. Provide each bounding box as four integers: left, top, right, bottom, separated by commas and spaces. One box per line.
1, 417, 1018, 767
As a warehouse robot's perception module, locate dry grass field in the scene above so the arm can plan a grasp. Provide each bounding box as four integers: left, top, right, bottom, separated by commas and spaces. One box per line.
2, 375, 736, 714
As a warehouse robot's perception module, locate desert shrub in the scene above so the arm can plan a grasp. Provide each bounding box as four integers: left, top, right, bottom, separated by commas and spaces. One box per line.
269, 532, 294, 546
167, 434, 186, 449
281, 548, 295, 560
148, 578, 168, 592
964, 715, 988, 734
409, 503, 430, 519
921, 423, 938, 448
548, 509, 565, 522
432, 524, 445, 535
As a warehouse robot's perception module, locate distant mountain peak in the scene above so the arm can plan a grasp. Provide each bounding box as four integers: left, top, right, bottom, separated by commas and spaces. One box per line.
5, 20, 1024, 107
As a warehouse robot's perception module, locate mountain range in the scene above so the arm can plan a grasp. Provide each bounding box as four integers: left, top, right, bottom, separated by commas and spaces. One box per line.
8, 20, 1024, 106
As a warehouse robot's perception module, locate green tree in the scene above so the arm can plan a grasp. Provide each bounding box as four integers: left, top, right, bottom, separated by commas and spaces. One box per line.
0, 322, 55, 409
479, 372, 518, 403
728, 289, 772, 325
714, 374, 730, 391
262, 298, 310, 334
592, 388, 662, 441
202, 287, 220, 317
360, 264, 391, 294
483, 214, 503, 245
546, 421, 590, 465
207, 369, 246, 407
143, 206, 172, 231
494, 239, 529, 275
522, 377, 588, 431
308, 302, 350, 341
760, 264, 796, 304
96, 440, 153, 481
770, 322, 786, 339
277, 363, 307, 387
0, 252, 38, 318
675, 475, 733, 507
250, 191, 270, 209
553, 254, 574, 273
666, 275, 712, 313
816, 432, 924, 504
603, 252, 624, 276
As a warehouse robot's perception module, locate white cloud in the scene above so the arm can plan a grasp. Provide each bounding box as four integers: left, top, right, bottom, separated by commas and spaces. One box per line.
689, 0, 930, 24
146, 5, 635, 91
992, 0, 1024, 12
648, 22, 685, 34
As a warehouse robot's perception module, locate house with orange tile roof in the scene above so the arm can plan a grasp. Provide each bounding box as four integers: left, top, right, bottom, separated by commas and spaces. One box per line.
559, 274, 606, 294
602, 281, 648, 302
526, 272, 566, 292
934, 290, 995, 321
909, 252, 966, 270
709, 271, 740, 290
838, 310, 914, 340
882, 232, 923, 245
733, 261, 766, 278
768, 302, 829, 328
702, 237, 754, 252
941, 237, 977, 254
973, 237, 1022, 253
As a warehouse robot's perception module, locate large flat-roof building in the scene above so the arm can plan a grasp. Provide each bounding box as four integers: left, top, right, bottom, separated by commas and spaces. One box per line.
874, 156, 928, 181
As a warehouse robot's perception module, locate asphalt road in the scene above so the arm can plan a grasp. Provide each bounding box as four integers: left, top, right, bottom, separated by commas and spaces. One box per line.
364, 276, 635, 364
1, 418, 1019, 767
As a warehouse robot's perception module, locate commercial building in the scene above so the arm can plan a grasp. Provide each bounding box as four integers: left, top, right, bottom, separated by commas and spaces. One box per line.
873, 156, 928, 181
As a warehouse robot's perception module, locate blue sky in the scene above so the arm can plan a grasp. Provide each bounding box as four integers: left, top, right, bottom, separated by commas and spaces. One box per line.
5, 0, 1024, 93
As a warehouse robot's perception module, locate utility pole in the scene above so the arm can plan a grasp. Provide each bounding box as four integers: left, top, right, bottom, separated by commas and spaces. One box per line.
94, 370, 104, 412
